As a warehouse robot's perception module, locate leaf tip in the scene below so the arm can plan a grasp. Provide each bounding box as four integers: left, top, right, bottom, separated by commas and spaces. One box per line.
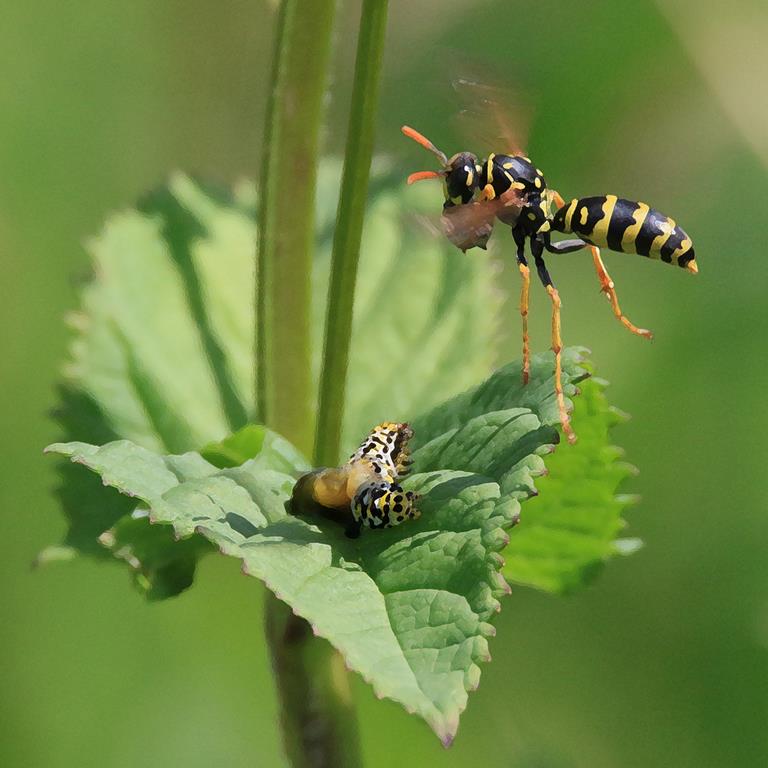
482, 621, 498, 638
614, 537, 644, 556
435, 715, 461, 748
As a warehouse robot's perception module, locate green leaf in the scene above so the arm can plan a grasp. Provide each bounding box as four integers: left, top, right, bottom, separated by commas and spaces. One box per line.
46, 372, 558, 744
45, 420, 308, 600
46, 348, 636, 741
201, 424, 311, 474
48, 176, 265, 594
47, 165, 501, 591
99, 516, 213, 601
411, 346, 589, 444
501, 376, 639, 594
411, 348, 638, 594
64, 166, 498, 456
68, 173, 255, 454
94, 426, 309, 601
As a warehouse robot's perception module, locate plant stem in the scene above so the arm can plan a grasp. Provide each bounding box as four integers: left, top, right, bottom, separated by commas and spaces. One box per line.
314, 0, 390, 467
256, 0, 335, 458
265, 594, 362, 768
257, 3, 364, 767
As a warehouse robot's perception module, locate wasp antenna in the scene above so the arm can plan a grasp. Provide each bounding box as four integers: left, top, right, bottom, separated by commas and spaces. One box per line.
406, 170, 444, 185
401, 125, 448, 165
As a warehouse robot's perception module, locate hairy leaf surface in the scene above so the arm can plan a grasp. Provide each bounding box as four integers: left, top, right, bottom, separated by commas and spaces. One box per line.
411, 349, 638, 594
501, 377, 640, 593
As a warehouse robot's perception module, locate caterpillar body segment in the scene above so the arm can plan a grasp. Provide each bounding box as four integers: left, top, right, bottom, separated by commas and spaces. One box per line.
350, 481, 419, 533
347, 421, 414, 479
290, 422, 419, 538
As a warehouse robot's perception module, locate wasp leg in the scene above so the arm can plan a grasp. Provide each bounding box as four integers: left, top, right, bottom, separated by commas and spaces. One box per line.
544, 237, 588, 254
512, 227, 531, 384
590, 245, 653, 340
537, 227, 589, 255
530, 238, 576, 445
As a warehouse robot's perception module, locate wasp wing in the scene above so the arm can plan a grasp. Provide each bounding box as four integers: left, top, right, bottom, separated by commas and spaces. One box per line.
452, 77, 533, 158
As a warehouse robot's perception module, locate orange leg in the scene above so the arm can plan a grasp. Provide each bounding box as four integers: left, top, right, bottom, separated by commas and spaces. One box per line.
590, 246, 653, 340
551, 189, 567, 209
545, 284, 576, 445
518, 262, 530, 384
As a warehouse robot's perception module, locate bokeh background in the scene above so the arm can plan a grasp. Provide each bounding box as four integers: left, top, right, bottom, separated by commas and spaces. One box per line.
3, 0, 767, 765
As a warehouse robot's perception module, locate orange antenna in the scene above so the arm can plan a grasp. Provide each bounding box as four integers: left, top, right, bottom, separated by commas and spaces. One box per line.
401, 125, 448, 166
406, 170, 443, 185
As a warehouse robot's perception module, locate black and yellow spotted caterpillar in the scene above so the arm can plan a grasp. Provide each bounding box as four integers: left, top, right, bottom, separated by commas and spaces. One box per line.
290, 422, 419, 538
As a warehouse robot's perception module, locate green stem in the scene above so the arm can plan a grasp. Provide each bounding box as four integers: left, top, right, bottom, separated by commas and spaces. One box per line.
257, 4, 362, 768
256, 0, 335, 458
314, 0, 390, 467
265, 593, 362, 768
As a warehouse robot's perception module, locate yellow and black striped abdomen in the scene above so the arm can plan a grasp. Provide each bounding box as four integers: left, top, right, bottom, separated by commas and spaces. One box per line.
549, 195, 697, 272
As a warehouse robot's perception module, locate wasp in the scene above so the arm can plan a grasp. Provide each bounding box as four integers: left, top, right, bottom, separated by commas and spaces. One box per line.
290, 422, 419, 538
401, 124, 698, 444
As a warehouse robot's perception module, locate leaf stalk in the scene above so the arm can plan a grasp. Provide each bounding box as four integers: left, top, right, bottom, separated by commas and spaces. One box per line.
257, 2, 369, 766
265, 594, 362, 768
256, 0, 335, 458
314, 0, 390, 467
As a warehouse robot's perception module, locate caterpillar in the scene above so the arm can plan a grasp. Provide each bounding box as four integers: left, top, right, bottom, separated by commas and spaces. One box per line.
289, 422, 419, 538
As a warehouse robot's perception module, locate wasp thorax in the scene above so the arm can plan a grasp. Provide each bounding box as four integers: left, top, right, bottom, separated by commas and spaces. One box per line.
445, 152, 479, 204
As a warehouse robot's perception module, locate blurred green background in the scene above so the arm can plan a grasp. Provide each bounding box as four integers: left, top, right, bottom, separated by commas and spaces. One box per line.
3, 0, 767, 765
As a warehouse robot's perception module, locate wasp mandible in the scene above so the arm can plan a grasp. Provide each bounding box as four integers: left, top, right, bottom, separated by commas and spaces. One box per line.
401, 124, 698, 444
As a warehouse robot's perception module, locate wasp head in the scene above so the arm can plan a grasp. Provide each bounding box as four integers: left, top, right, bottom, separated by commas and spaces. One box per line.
402, 125, 479, 204
444, 152, 480, 205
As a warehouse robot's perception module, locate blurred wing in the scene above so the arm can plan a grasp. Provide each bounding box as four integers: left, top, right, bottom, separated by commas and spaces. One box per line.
452, 77, 533, 158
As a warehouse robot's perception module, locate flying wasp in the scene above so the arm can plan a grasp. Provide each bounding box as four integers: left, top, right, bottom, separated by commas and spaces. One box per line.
401, 123, 698, 444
